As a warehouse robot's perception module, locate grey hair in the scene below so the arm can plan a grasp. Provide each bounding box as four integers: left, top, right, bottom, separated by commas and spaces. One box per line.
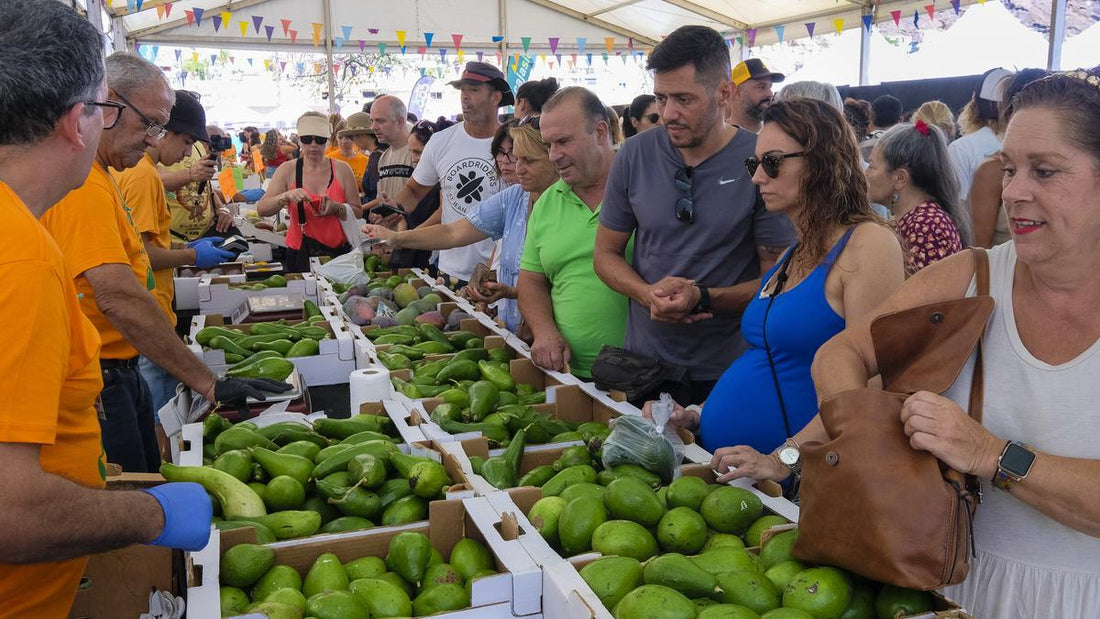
105, 51, 170, 98
877, 122, 973, 245
777, 81, 843, 112
374, 95, 407, 122
0, 0, 104, 145
544, 86, 608, 135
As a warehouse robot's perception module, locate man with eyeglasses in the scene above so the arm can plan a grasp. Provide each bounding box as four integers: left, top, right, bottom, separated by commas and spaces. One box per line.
42, 52, 289, 473
594, 25, 796, 406
0, 2, 214, 614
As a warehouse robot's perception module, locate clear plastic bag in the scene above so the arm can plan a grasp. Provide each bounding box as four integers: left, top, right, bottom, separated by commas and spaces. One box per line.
601, 393, 685, 483
316, 250, 369, 286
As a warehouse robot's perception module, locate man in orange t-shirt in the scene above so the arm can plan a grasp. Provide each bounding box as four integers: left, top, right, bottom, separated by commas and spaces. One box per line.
42, 53, 289, 473
113, 90, 233, 420
0, 2, 213, 616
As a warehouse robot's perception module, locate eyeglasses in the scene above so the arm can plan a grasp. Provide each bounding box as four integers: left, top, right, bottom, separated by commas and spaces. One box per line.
299, 135, 328, 145
84, 100, 125, 130
517, 115, 541, 130
112, 91, 167, 139
674, 166, 694, 224
411, 120, 436, 143
745, 151, 805, 179
495, 148, 516, 163
643, 113, 660, 124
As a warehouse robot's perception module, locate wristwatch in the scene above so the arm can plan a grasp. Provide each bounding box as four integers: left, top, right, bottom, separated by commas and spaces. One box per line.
777, 438, 801, 476
992, 440, 1036, 491
694, 284, 711, 313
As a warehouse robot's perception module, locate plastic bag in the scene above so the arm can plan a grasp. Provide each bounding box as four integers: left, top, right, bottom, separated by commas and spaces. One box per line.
314, 204, 371, 286
601, 393, 685, 483
342, 295, 376, 325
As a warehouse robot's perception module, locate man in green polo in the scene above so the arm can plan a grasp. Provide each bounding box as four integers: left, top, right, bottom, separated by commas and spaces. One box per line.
518, 87, 630, 379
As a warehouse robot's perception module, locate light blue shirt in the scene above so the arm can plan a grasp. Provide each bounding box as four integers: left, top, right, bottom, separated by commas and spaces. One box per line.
466, 184, 529, 334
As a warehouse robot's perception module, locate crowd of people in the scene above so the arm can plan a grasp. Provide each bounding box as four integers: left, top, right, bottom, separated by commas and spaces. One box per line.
1, 0, 1098, 615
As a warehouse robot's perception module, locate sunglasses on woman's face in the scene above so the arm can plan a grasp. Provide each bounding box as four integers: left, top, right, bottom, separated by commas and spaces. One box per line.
745, 151, 805, 179
643, 113, 660, 124
300, 135, 327, 145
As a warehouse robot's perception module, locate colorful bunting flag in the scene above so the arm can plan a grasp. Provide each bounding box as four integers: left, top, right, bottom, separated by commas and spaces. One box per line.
440, 48, 447, 61
521, 37, 531, 53
228, 56, 235, 65
211, 16, 221, 32
265, 25, 274, 42
424, 32, 434, 47
833, 18, 844, 34
378, 43, 387, 55
281, 19, 291, 36
775, 25, 785, 42
335, 37, 345, 50
289, 29, 298, 44
342, 25, 352, 41
862, 14, 873, 31
174, 49, 181, 62
164, 2, 172, 18
576, 37, 587, 53
925, 4, 935, 19
156, 5, 164, 19
358, 39, 365, 52
192, 51, 198, 62
396, 31, 407, 47
604, 37, 614, 53
913, 10, 919, 27
311, 23, 323, 46
239, 21, 248, 37
890, 10, 902, 26
247, 57, 253, 66
220, 11, 230, 27
281, 61, 286, 72
735, 35, 743, 47
492, 35, 504, 43
746, 29, 757, 46
252, 16, 263, 33
805, 22, 816, 37
452, 34, 463, 49
210, 54, 217, 65
151, 45, 158, 60
418, 46, 427, 55
951, 0, 961, 14
548, 37, 559, 54
458, 50, 465, 63
586, 53, 592, 66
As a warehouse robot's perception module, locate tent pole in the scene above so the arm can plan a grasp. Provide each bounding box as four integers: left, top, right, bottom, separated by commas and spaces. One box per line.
499, 0, 509, 61
323, 0, 337, 115
858, 5, 874, 86
1047, 0, 1066, 71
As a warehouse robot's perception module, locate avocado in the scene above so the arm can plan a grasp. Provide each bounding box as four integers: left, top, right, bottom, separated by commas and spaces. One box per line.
558, 495, 607, 556
577, 555, 642, 610
590, 520, 658, 561
603, 476, 667, 528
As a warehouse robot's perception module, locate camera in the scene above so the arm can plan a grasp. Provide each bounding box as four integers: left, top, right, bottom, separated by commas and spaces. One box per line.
209, 134, 233, 152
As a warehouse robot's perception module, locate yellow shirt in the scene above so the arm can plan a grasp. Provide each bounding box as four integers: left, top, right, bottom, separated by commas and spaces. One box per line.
163, 143, 214, 242
0, 182, 106, 617
113, 154, 177, 326
330, 151, 369, 189
41, 162, 156, 360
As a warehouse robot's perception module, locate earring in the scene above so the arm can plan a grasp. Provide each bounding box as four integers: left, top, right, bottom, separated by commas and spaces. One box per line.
889, 192, 900, 206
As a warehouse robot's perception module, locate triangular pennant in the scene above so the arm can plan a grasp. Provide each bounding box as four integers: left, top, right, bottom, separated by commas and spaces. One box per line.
311, 23, 323, 46
136, 0, 144, 11
342, 25, 352, 41
190, 8, 201, 25
521, 37, 531, 53
621, 54, 627, 65
335, 37, 345, 50
458, 50, 465, 63
576, 37, 587, 53
296, 62, 304, 74
604, 37, 614, 53
350, 65, 358, 76
210, 54, 218, 65
452, 34, 463, 49
477, 51, 484, 62
281, 61, 287, 72
247, 57, 253, 66
890, 10, 901, 26
539, 53, 547, 64
164, 2, 173, 18
400, 46, 407, 54
314, 62, 322, 75
492, 35, 504, 43
556, 53, 562, 65
951, 0, 961, 14
151, 45, 158, 60
833, 18, 844, 34
378, 43, 387, 55
265, 25, 274, 42
775, 25, 785, 43
440, 48, 447, 61
586, 53, 593, 66
396, 31, 407, 47
925, 4, 935, 19
548, 37, 559, 54
912, 10, 919, 27
602, 52, 609, 64
358, 39, 365, 52
211, 16, 221, 32
418, 46, 427, 55
156, 5, 164, 19
228, 56, 235, 65
192, 51, 198, 62
252, 15, 263, 33
735, 35, 743, 47
627, 37, 634, 50
239, 21, 248, 37
862, 14, 873, 31
369, 28, 379, 35
424, 32, 434, 47
174, 49, 182, 62
220, 11, 230, 27
127, 0, 135, 12
805, 22, 815, 37
134, 43, 142, 57
571, 53, 577, 65
289, 29, 298, 44
746, 29, 757, 46
281, 19, 291, 36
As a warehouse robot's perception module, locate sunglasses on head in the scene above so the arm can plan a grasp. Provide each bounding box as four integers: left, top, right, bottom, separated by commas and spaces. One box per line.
517, 115, 541, 130
300, 135, 327, 145
744, 151, 805, 179
674, 166, 694, 223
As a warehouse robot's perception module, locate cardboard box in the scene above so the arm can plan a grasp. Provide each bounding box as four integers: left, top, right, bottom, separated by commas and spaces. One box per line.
197, 272, 318, 316
189, 495, 544, 617
236, 216, 288, 248
174, 263, 246, 311
68, 474, 177, 619
188, 309, 357, 387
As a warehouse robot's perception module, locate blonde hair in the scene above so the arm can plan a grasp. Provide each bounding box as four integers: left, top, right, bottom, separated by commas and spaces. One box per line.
510, 123, 549, 161
912, 100, 956, 141
957, 99, 1005, 137
605, 105, 624, 145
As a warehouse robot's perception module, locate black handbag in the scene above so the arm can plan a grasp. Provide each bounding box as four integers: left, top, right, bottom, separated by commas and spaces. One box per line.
590, 345, 689, 406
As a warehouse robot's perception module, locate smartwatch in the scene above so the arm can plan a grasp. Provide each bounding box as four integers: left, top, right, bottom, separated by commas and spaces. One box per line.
992, 441, 1036, 491
694, 284, 711, 314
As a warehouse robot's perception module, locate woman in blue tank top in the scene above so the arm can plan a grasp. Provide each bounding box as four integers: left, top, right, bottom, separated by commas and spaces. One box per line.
654, 99, 906, 471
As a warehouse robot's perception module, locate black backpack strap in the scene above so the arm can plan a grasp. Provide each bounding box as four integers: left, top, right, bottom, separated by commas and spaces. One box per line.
294, 158, 307, 228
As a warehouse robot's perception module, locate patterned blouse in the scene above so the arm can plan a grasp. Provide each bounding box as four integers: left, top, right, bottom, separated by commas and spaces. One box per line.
894, 201, 963, 274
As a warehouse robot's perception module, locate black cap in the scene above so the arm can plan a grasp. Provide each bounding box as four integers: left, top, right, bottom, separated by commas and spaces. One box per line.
732, 58, 785, 86
448, 61, 515, 107
165, 90, 209, 143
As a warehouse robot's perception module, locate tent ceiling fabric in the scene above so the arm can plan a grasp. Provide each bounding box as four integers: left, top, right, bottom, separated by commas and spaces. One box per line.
118, 0, 988, 50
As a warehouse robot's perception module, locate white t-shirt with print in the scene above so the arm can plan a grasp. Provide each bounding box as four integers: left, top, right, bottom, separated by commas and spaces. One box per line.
412, 122, 500, 281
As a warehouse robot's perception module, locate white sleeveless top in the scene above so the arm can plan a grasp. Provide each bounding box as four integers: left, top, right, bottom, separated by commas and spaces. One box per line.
940, 242, 1100, 618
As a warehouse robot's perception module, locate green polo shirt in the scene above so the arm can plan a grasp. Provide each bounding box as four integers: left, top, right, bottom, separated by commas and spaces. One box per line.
520, 179, 631, 379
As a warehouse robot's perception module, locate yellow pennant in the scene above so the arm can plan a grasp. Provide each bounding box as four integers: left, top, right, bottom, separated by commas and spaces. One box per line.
312, 23, 323, 46
221, 11, 231, 26
264, 59, 272, 71
833, 18, 844, 34
192, 51, 199, 62
396, 30, 407, 47
239, 21, 248, 37
156, 5, 164, 19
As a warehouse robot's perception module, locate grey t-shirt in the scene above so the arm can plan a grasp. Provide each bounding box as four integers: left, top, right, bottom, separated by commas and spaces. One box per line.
601, 125, 797, 380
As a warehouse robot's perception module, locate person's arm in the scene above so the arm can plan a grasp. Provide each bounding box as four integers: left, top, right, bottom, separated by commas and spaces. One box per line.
141, 232, 198, 270
592, 225, 651, 308
834, 223, 906, 328
388, 180, 433, 214
332, 160, 364, 218
364, 218, 486, 250
517, 269, 570, 372
159, 157, 216, 193
255, 164, 307, 217
82, 264, 217, 400
0, 443, 164, 563
968, 158, 1004, 248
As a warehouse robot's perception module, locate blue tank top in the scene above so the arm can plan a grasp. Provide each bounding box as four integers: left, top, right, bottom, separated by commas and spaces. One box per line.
699, 227, 855, 454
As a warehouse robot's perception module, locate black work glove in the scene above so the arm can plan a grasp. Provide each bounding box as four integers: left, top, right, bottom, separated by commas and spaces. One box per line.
213, 377, 293, 407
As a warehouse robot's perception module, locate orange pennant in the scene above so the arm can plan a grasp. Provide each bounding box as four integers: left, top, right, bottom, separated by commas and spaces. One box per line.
604, 37, 615, 53
311, 23, 323, 46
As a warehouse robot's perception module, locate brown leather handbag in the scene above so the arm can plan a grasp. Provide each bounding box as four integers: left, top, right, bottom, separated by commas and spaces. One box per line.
794, 248, 993, 590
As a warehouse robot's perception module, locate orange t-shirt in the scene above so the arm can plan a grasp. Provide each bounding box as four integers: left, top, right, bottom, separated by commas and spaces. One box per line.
330, 151, 369, 189
41, 162, 156, 360
113, 154, 176, 327
0, 182, 106, 617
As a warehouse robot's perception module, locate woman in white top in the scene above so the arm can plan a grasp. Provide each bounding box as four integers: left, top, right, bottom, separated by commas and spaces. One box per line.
716, 67, 1100, 618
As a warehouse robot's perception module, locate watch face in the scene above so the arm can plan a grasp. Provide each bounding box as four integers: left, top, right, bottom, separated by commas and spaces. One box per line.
1001, 443, 1036, 476
779, 447, 799, 466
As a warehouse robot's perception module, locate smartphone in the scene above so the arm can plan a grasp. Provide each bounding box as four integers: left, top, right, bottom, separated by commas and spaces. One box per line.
370, 203, 407, 218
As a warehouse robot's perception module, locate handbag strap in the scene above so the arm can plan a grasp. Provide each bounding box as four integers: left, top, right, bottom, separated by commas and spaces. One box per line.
962, 247, 990, 500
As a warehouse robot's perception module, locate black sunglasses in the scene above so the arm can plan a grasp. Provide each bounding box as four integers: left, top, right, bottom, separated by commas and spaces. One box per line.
517, 115, 541, 130
300, 135, 327, 145
643, 113, 660, 124
674, 165, 694, 224
84, 100, 125, 130
745, 151, 805, 179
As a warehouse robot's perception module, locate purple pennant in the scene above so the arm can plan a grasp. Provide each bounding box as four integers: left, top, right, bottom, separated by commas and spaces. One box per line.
805, 22, 816, 37
369, 28, 379, 34
252, 15, 263, 33
951, 0, 961, 14
210, 54, 218, 65
212, 16, 222, 32
247, 57, 253, 66
548, 37, 559, 54
477, 51, 484, 62
746, 28, 757, 46
174, 49, 182, 61
192, 7, 204, 25
135, 43, 142, 56
264, 25, 274, 41
440, 48, 447, 61
359, 39, 365, 52
280, 61, 286, 72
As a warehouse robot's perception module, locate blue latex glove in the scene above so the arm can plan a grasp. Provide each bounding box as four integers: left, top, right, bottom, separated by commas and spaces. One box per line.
143, 482, 213, 551
192, 241, 235, 268
186, 236, 223, 248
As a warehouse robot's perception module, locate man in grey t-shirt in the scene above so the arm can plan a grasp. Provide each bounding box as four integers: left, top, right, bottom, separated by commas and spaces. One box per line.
595, 25, 796, 405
